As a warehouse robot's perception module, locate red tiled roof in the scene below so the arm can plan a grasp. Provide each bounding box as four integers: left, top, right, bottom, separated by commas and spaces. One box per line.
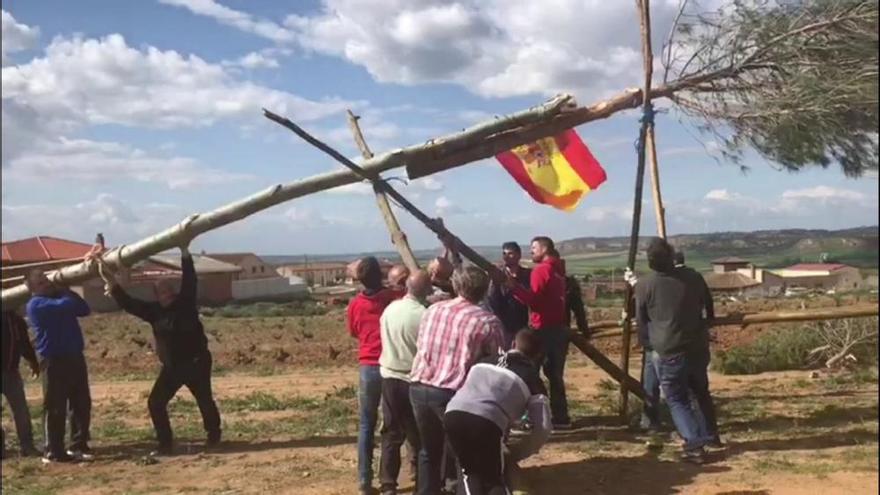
1, 236, 93, 265
785, 263, 850, 272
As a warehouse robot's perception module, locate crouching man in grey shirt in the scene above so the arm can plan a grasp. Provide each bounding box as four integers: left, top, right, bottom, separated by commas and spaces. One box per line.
444, 329, 551, 494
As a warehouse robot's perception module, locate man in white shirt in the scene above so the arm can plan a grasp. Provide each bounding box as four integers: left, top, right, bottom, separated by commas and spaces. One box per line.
379, 270, 432, 495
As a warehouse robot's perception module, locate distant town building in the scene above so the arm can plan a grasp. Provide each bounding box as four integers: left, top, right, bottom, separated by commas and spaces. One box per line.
206, 252, 279, 280
710, 257, 751, 274
769, 263, 864, 292
276, 261, 349, 286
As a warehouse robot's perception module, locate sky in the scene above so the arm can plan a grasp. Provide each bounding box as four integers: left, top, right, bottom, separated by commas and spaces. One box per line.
2, 0, 878, 256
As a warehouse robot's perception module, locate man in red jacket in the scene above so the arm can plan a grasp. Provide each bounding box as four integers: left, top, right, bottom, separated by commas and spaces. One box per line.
346, 257, 403, 494
509, 236, 571, 429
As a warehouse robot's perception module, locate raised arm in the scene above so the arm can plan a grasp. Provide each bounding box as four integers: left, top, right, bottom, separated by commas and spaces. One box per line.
177, 246, 197, 306
29, 290, 91, 317
110, 285, 156, 323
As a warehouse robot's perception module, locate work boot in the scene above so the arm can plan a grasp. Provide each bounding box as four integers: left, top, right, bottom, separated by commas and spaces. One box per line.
67, 446, 95, 461
705, 436, 727, 450
42, 451, 76, 464
679, 448, 707, 465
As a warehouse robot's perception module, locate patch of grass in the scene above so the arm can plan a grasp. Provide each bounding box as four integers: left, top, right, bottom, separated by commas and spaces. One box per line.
201, 300, 327, 318
713, 324, 825, 375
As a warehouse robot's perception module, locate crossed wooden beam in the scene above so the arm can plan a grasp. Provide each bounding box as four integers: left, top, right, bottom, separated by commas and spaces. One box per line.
262, 108, 652, 406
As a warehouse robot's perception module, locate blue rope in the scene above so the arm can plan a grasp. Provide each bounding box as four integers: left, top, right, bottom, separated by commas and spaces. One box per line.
633, 102, 657, 152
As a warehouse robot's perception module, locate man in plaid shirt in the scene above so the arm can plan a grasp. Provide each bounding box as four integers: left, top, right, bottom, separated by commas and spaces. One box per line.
409, 266, 503, 495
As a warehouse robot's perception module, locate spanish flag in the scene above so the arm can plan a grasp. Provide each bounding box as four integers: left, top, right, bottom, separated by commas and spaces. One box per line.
496, 129, 606, 211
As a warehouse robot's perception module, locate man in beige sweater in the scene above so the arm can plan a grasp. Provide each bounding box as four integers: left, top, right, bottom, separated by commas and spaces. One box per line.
379, 270, 432, 495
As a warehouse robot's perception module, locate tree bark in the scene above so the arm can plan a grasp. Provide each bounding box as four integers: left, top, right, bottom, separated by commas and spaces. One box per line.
346, 110, 420, 272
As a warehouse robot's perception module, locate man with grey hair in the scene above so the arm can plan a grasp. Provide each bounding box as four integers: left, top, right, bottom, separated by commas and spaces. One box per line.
379, 270, 432, 495
409, 266, 504, 495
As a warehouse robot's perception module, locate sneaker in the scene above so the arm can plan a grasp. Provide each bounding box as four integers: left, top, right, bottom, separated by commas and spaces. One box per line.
552, 422, 573, 431
21, 445, 43, 457
705, 437, 726, 450
679, 448, 707, 465
150, 444, 173, 457
67, 448, 95, 461
42, 451, 76, 464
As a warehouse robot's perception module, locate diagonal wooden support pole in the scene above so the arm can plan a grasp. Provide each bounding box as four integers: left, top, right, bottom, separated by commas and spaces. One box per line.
264, 108, 651, 403
263, 109, 499, 276
346, 110, 420, 272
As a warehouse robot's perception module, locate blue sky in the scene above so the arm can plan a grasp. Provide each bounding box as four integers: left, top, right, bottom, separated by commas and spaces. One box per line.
2, 0, 877, 255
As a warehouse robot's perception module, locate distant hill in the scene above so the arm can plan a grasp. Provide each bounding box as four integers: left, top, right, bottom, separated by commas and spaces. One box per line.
262, 226, 878, 274
556, 226, 878, 273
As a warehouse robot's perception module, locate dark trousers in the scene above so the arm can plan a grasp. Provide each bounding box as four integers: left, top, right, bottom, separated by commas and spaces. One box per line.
445, 411, 507, 495
689, 349, 719, 439
149, 352, 220, 447
536, 326, 570, 424
380, 378, 426, 491
41, 353, 91, 455
2, 369, 36, 451
409, 383, 457, 495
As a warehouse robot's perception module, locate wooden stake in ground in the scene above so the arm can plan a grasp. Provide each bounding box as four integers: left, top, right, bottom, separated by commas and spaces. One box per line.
346, 110, 420, 272
619, 0, 656, 420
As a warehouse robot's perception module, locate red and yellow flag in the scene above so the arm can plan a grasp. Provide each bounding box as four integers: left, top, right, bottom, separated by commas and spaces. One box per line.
496, 129, 606, 211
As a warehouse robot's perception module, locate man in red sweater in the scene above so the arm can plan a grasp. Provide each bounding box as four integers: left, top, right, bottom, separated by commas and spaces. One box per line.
509, 236, 571, 429
346, 257, 404, 494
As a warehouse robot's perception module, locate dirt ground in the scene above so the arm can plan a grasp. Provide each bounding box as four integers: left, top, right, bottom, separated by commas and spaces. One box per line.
2, 295, 877, 494
2, 359, 877, 494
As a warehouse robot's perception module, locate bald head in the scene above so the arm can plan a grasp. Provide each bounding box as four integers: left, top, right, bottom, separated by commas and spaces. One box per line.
387, 264, 410, 290
427, 257, 454, 282
406, 270, 432, 300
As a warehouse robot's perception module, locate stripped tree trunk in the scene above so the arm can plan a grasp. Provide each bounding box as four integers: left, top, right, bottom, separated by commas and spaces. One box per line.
619, 0, 656, 419
346, 110, 420, 272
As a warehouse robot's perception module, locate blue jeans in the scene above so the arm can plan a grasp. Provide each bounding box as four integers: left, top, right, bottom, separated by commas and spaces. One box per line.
409, 383, 457, 495
657, 352, 708, 451
358, 365, 383, 488
640, 350, 662, 431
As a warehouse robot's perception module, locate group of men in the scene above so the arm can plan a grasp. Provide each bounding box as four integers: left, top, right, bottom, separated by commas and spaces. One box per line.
346, 236, 588, 495
1, 238, 222, 463
1, 232, 723, 491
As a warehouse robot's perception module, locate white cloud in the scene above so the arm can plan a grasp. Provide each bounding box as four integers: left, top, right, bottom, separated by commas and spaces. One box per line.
781, 186, 866, 202
278, 0, 713, 99
585, 204, 633, 222
226, 51, 280, 69
158, 0, 295, 43
4, 137, 252, 189
412, 177, 444, 191
1, 33, 353, 131
326, 182, 373, 196
435, 195, 465, 215
1, 194, 188, 243
704, 189, 734, 201
1, 10, 39, 64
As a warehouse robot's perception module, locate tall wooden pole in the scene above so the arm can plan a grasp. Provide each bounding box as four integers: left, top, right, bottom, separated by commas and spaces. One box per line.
646, 130, 667, 238
346, 110, 420, 272
619, 0, 656, 419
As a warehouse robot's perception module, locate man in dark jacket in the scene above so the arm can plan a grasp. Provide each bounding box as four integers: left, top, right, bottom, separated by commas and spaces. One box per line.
487, 242, 531, 350
565, 275, 589, 338
108, 242, 221, 456
1, 310, 41, 458
635, 238, 710, 463
25, 270, 93, 463
674, 251, 722, 448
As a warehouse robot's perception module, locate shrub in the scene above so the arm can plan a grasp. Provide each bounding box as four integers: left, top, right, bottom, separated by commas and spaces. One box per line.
713, 325, 825, 375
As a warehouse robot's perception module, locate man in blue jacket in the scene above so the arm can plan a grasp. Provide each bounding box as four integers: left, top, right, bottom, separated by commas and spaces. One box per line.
25, 270, 93, 464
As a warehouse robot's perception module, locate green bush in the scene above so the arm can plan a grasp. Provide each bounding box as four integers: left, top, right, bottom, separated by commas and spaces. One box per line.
202, 299, 328, 318
713, 325, 825, 375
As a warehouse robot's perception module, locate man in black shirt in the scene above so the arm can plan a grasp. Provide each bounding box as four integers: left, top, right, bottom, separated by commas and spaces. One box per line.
565, 275, 589, 338
487, 242, 531, 349
635, 238, 710, 463
1, 310, 41, 458
108, 242, 221, 456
